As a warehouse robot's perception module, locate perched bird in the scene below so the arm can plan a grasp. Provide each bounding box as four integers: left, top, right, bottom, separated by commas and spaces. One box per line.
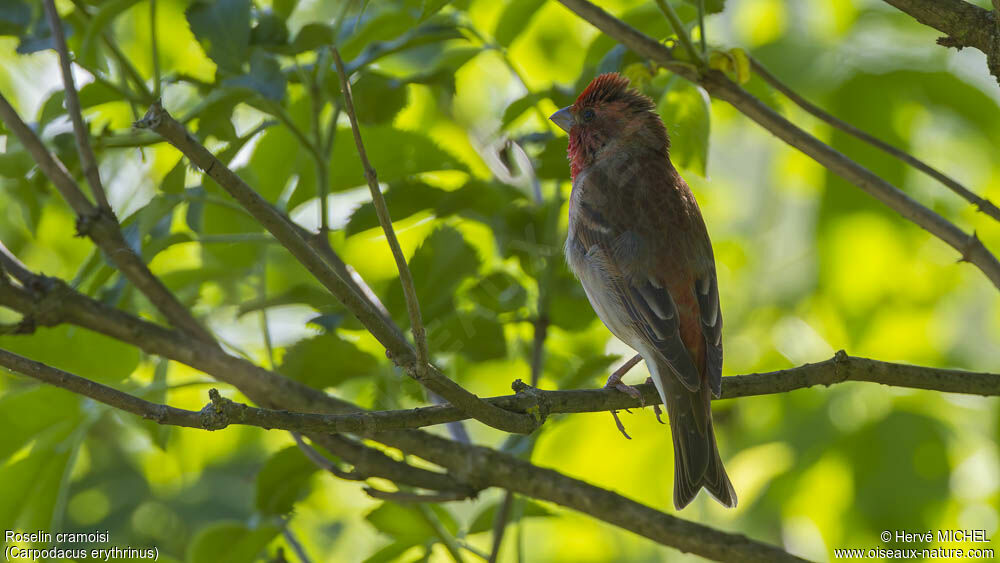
550, 73, 736, 510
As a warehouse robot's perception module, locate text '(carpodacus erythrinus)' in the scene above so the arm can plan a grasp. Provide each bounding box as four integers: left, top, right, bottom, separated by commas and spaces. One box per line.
551, 73, 736, 510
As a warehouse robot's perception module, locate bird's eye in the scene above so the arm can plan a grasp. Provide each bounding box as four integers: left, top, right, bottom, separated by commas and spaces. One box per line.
582, 108, 596, 121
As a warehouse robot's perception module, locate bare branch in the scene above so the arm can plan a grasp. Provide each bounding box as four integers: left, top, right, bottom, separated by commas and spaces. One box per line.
0, 348, 221, 430
749, 56, 1000, 222
881, 0, 1000, 85
0, 95, 214, 342
0, 264, 801, 561
43, 0, 111, 210
331, 48, 432, 380
134, 102, 538, 434
554, 0, 1000, 290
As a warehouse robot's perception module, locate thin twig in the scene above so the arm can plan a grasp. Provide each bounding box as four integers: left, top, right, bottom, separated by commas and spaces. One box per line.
750, 56, 1000, 222
42, 0, 111, 211
330, 49, 433, 380
416, 503, 466, 563
654, 0, 705, 66
291, 433, 362, 480
363, 487, 471, 503
150, 0, 161, 99
696, 0, 707, 55
555, 0, 1000, 290
488, 492, 515, 563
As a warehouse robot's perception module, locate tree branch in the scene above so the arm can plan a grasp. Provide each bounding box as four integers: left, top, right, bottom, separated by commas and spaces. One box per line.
134, 102, 538, 435
42, 0, 111, 211
882, 0, 1000, 85
749, 56, 1000, 222
0, 95, 214, 342
554, 0, 1000, 291
0, 261, 802, 561
331, 48, 432, 382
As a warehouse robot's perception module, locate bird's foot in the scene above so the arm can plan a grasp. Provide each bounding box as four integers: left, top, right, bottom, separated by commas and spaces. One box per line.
603, 354, 645, 406
609, 410, 631, 440
604, 354, 645, 440
643, 376, 666, 424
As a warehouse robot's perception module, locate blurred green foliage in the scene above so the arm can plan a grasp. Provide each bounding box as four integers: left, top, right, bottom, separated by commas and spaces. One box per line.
0, 0, 998, 561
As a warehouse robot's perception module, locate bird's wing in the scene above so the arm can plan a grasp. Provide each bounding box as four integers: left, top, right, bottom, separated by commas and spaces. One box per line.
696, 270, 723, 398
568, 200, 702, 394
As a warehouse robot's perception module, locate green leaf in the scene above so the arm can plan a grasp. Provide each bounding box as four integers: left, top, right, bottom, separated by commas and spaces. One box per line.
468, 499, 553, 534
494, 0, 545, 47
501, 92, 544, 130
256, 446, 320, 515
79, 0, 143, 68
657, 80, 710, 177
465, 272, 527, 314
328, 127, 465, 191
279, 333, 379, 389
186, 522, 281, 563
0, 325, 140, 384
345, 181, 448, 235
428, 311, 507, 361
0, 386, 82, 462
350, 72, 408, 124
287, 22, 334, 54
186, 0, 251, 73
272, 0, 298, 20
366, 502, 458, 546
161, 160, 186, 194
225, 50, 287, 101
421, 0, 451, 21
682, 0, 726, 14
385, 226, 481, 324
38, 79, 120, 129
250, 11, 288, 48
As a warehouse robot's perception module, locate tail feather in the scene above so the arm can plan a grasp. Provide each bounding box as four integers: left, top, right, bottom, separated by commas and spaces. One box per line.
655, 360, 737, 510
671, 417, 736, 509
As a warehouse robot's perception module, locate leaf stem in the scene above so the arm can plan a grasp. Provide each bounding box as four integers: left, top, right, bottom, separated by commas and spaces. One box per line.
654, 0, 706, 66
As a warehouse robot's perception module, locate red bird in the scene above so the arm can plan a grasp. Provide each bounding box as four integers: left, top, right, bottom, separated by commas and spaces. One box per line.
551, 73, 736, 509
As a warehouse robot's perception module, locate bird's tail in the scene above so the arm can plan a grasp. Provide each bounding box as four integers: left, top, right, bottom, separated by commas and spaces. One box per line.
655, 360, 737, 510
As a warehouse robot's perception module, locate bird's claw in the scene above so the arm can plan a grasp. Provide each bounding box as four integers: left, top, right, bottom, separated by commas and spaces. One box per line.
653, 403, 665, 424
610, 410, 632, 440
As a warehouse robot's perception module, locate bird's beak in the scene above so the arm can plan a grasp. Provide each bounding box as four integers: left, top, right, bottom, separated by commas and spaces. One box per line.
549, 106, 574, 133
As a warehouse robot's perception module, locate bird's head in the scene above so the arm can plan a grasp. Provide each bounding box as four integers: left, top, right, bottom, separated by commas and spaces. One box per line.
550, 73, 668, 179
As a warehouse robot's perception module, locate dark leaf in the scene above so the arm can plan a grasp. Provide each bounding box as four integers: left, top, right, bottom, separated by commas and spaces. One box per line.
225, 50, 287, 101
288, 22, 334, 54
279, 333, 379, 389
161, 160, 187, 194
350, 72, 408, 124
186, 0, 252, 73
0, 0, 31, 36
256, 446, 320, 515
250, 11, 289, 47
187, 522, 281, 563
465, 272, 527, 314
385, 226, 480, 324
428, 311, 507, 361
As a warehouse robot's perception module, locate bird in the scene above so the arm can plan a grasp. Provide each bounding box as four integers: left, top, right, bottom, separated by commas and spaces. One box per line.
550, 73, 736, 510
